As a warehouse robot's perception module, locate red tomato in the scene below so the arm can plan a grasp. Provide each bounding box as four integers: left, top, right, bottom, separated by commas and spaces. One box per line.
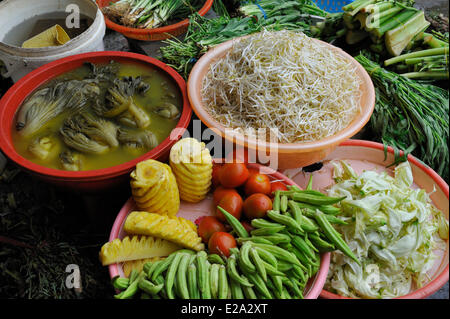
216, 192, 243, 222
244, 172, 271, 196
240, 220, 254, 233
208, 232, 237, 257
247, 167, 261, 177
213, 186, 239, 206
269, 181, 288, 198
243, 193, 273, 220
197, 216, 226, 243
219, 163, 249, 188
225, 148, 249, 164
211, 164, 222, 188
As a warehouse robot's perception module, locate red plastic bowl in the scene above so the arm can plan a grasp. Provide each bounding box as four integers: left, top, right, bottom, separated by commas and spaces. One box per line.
0, 51, 192, 193
317, 140, 449, 299
96, 0, 214, 41
107, 161, 331, 299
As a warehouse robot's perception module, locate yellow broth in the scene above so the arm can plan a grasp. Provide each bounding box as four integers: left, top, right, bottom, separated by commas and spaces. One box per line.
11, 62, 182, 171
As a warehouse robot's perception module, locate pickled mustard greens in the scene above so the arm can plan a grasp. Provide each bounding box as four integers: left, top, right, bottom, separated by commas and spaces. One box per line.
201, 30, 361, 143
12, 62, 182, 171
62, 112, 119, 149
15, 80, 100, 137
117, 128, 159, 150
95, 76, 151, 128
325, 161, 449, 299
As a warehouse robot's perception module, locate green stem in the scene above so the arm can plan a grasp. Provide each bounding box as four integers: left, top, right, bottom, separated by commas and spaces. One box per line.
402, 71, 449, 80
362, 2, 395, 14
384, 47, 449, 66
373, 9, 417, 38
348, 0, 376, 16
366, 6, 403, 30
423, 33, 449, 48
405, 55, 446, 65
342, 0, 371, 12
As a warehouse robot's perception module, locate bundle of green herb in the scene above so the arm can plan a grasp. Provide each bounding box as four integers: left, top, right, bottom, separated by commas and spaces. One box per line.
355, 53, 449, 181
102, 0, 204, 29
160, 0, 325, 78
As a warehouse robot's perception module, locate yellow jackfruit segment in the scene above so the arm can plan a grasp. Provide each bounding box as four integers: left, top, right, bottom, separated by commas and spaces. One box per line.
99, 235, 181, 266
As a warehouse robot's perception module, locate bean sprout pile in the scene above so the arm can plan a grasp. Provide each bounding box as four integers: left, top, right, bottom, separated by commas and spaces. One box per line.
201, 30, 361, 143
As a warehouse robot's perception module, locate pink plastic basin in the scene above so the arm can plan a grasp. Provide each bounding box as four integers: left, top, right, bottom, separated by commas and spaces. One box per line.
108, 161, 331, 299
281, 139, 449, 299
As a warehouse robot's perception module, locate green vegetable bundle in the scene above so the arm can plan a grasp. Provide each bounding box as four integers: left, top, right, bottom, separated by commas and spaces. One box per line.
355, 54, 449, 181
159, 0, 327, 79
342, 0, 428, 55
102, 0, 204, 29
312, 0, 449, 80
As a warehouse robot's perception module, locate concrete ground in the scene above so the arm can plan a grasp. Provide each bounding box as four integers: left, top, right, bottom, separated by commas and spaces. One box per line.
415, 0, 449, 14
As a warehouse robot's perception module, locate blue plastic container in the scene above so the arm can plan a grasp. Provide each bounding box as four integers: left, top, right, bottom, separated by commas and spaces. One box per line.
312, 0, 354, 13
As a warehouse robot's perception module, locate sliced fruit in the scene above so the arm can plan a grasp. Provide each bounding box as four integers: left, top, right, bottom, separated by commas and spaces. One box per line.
99, 235, 181, 266
124, 211, 205, 251
172, 164, 212, 185
130, 159, 180, 216
169, 138, 213, 203
123, 256, 164, 278
131, 177, 164, 203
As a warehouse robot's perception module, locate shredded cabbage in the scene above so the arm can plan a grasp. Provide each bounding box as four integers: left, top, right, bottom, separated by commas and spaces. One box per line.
325, 161, 449, 299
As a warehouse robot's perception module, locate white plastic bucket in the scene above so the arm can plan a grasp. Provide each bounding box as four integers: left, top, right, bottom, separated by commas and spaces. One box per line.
0, 0, 106, 82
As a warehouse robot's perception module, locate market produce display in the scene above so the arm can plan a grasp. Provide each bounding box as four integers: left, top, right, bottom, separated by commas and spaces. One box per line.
160, 0, 327, 78
101, 0, 205, 29
0, 0, 448, 301
161, 0, 448, 181
313, 0, 449, 79
325, 160, 448, 298
103, 149, 366, 299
